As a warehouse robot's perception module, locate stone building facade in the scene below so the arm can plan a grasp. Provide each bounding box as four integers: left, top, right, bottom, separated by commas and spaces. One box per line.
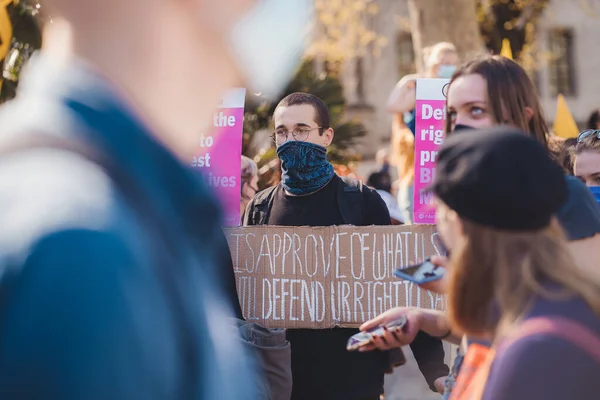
332, 0, 600, 158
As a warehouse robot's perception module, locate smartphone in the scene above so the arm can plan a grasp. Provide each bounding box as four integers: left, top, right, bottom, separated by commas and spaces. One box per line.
346, 316, 407, 351
393, 258, 444, 284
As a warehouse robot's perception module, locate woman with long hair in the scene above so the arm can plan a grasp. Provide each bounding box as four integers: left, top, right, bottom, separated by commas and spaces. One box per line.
438, 128, 600, 399
444, 55, 548, 145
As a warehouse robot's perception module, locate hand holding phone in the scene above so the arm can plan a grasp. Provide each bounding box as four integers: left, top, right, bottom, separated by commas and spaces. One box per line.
393, 258, 444, 285
346, 316, 407, 351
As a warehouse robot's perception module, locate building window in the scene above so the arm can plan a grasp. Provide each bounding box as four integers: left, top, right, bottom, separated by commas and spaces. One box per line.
397, 32, 416, 78
548, 28, 575, 96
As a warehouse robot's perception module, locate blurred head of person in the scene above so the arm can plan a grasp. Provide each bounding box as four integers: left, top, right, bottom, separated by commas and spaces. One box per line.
587, 109, 600, 130
445, 55, 550, 150
366, 171, 392, 194
367, 171, 402, 224
375, 148, 391, 173
41, 0, 311, 159
424, 42, 460, 79
573, 130, 600, 191
240, 155, 259, 213
431, 127, 600, 338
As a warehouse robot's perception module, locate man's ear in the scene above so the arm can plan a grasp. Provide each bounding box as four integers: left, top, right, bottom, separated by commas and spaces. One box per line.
324, 127, 334, 146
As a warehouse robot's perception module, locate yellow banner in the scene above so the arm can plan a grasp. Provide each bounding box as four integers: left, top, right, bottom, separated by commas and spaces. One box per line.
0, 0, 15, 93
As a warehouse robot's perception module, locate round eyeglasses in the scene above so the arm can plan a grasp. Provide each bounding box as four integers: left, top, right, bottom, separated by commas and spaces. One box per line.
577, 129, 600, 143
271, 126, 321, 146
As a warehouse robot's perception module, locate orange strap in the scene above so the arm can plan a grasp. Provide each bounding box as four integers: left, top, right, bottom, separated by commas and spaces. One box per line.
449, 344, 494, 400
450, 316, 600, 400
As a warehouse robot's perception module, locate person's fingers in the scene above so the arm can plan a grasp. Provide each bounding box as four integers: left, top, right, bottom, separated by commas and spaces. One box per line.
403, 317, 420, 340
371, 327, 411, 350
390, 328, 404, 344
418, 277, 445, 294
357, 343, 376, 352
370, 333, 394, 350
430, 255, 448, 267
360, 315, 387, 332
360, 308, 401, 332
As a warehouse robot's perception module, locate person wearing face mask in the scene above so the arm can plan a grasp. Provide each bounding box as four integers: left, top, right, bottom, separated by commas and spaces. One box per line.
573, 130, 600, 197
0, 0, 310, 399
358, 55, 600, 399
387, 42, 459, 225
240, 155, 260, 219
243, 92, 449, 400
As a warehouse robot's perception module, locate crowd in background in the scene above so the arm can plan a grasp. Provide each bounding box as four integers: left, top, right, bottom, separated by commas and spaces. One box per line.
238, 42, 600, 400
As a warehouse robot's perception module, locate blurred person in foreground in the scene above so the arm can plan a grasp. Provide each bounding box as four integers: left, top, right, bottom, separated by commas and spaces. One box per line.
240, 155, 260, 220
243, 92, 448, 399
0, 0, 310, 398
387, 42, 460, 224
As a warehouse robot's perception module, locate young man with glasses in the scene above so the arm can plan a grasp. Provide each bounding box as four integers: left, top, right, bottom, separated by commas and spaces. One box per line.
243, 92, 449, 400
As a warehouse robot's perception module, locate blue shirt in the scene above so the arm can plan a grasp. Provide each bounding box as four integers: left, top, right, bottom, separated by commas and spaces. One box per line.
0, 54, 255, 399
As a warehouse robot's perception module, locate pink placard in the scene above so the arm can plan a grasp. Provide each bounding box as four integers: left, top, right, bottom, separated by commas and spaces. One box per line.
192, 88, 246, 226
413, 79, 449, 224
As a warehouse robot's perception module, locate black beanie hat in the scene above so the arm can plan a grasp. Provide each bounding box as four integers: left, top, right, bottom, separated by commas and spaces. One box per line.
430, 126, 567, 230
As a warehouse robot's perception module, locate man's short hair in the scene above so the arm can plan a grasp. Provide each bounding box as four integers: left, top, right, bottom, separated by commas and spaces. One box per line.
275, 92, 330, 135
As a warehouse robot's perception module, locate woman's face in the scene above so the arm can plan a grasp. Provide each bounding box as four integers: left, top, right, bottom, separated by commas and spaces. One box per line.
574, 151, 600, 187
447, 74, 495, 131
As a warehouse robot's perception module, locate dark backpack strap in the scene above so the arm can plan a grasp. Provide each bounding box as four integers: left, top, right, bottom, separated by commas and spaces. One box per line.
0, 135, 198, 399
338, 176, 366, 226
245, 185, 278, 226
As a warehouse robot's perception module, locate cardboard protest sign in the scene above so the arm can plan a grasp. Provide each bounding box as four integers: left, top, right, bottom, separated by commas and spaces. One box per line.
192, 88, 246, 226
224, 225, 447, 329
413, 79, 449, 224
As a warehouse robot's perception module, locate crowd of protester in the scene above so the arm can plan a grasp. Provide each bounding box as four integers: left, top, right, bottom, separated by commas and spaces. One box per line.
1, 0, 599, 399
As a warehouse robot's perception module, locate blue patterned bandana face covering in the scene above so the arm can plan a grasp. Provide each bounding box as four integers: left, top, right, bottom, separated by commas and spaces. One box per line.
277, 141, 335, 196
589, 186, 600, 207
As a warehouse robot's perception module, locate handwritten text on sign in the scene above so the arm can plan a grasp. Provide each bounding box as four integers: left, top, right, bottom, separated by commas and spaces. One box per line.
224, 225, 446, 329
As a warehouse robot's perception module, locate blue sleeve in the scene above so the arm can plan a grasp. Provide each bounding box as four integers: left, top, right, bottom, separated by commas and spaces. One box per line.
0, 229, 158, 400
482, 335, 599, 400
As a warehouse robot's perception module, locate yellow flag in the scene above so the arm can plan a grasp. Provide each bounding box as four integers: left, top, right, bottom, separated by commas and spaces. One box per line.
500, 38, 513, 60
0, 0, 15, 94
553, 94, 579, 139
